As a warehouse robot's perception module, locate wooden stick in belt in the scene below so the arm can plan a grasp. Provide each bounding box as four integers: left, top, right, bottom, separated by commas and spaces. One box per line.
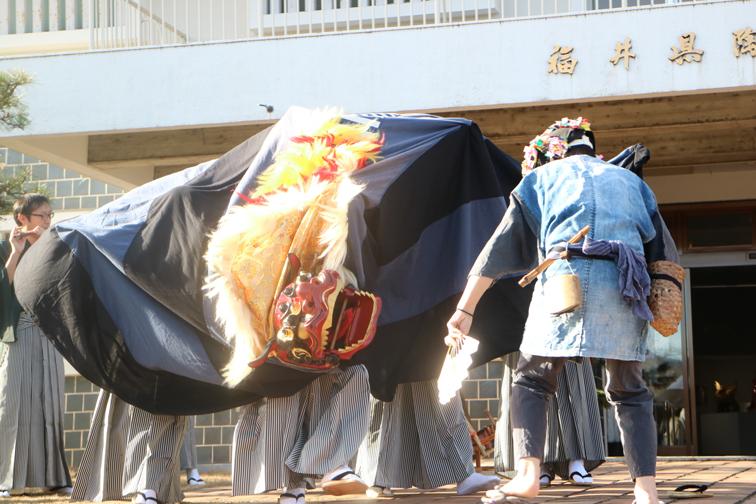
466, 416, 488, 455
518, 225, 591, 287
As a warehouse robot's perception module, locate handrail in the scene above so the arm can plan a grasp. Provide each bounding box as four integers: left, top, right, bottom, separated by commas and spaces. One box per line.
0, 0, 726, 53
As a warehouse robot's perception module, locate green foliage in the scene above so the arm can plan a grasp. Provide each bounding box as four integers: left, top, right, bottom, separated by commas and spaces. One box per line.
0, 68, 34, 132
0, 68, 45, 217
0, 166, 52, 216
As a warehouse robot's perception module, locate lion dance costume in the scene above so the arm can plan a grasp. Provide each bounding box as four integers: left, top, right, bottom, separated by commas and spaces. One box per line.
205, 113, 383, 385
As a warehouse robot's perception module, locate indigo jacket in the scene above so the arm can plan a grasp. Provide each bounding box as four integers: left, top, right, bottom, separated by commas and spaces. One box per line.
470, 155, 678, 361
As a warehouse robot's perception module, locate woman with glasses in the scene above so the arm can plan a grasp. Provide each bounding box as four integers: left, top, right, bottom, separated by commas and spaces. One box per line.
0, 194, 71, 498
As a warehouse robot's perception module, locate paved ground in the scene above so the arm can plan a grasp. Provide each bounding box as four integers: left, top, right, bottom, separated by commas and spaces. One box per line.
4, 458, 755, 503
179, 458, 756, 504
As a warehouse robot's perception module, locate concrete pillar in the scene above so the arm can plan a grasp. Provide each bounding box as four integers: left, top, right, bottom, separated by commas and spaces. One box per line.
15, 0, 25, 33
65, 0, 76, 30
50, 0, 62, 30
31, 0, 43, 31
82, 0, 89, 28
0, 0, 9, 34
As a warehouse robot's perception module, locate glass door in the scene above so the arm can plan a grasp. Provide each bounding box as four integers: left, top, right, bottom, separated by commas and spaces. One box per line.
688, 265, 756, 456
641, 270, 696, 455
600, 270, 697, 456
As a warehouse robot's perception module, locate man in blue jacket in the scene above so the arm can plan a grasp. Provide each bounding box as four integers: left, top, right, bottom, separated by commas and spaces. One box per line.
447, 118, 678, 504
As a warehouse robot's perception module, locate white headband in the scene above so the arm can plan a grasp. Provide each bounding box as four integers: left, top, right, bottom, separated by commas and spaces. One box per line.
569, 135, 594, 149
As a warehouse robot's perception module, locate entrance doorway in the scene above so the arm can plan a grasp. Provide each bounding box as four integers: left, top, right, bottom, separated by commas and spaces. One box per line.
601, 285, 695, 457
689, 265, 756, 455
601, 263, 756, 456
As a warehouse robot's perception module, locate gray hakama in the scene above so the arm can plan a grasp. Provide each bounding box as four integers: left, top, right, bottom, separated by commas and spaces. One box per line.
71, 390, 187, 503
231, 365, 370, 495
494, 352, 605, 479
354, 380, 474, 490
0, 315, 71, 492
179, 416, 197, 471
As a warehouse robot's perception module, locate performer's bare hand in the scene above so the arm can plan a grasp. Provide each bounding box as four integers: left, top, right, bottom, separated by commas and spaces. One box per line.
445, 310, 472, 350
10, 226, 43, 252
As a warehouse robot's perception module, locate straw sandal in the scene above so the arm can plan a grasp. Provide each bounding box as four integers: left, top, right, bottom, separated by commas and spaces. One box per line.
667, 484, 713, 499
321, 471, 368, 496
540, 473, 554, 488
568, 471, 593, 486
278, 492, 305, 504
366, 486, 394, 497
131, 491, 159, 504
47, 486, 73, 494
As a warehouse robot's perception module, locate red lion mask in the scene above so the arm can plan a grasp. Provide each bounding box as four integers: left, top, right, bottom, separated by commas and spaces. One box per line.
260, 254, 381, 371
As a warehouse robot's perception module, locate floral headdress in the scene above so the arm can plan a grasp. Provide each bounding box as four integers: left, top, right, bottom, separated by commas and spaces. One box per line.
521, 117, 593, 175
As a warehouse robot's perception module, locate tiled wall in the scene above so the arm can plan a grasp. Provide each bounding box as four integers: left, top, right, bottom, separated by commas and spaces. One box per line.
463, 360, 504, 431
193, 409, 241, 470
63, 376, 101, 468
0, 146, 124, 211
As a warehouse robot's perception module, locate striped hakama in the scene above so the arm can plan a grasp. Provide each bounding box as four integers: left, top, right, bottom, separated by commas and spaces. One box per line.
355, 380, 474, 489
179, 417, 197, 471
71, 390, 187, 503
495, 352, 605, 479
0, 316, 71, 491
232, 365, 370, 496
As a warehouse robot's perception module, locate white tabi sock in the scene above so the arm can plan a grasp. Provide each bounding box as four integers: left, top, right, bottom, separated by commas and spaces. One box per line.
456, 472, 501, 495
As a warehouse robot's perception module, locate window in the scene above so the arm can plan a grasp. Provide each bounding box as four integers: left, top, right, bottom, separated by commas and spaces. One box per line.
659, 201, 756, 252
687, 214, 752, 248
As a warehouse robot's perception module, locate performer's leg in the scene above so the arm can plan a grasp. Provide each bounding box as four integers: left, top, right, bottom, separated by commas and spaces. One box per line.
0, 323, 71, 494
494, 353, 567, 499
230, 393, 309, 497
231, 401, 266, 496
180, 417, 204, 486
354, 395, 389, 492
232, 367, 369, 501
287, 365, 371, 497
356, 380, 496, 493
493, 352, 519, 479
604, 359, 658, 504
70, 390, 129, 502
411, 381, 499, 494
356, 382, 422, 491
123, 408, 187, 504
544, 360, 605, 485
538, 394, 560, 487
143, 413, 187, 503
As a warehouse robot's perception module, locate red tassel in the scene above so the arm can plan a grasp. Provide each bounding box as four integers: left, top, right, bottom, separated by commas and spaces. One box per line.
235, 191, 255, 204
291, 135, 315, 145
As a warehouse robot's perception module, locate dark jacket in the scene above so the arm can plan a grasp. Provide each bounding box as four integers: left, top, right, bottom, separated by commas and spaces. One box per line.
0, 240, 26, 343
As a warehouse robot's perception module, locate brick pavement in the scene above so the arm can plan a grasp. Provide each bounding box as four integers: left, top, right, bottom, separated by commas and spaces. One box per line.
181, 458, 756, 504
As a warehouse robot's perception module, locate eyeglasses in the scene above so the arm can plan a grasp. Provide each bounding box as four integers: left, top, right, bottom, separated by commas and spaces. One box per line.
30, 212, 54, 220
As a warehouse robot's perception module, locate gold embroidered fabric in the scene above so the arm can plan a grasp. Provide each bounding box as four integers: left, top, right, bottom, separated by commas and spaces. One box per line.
229, 185, 337, 359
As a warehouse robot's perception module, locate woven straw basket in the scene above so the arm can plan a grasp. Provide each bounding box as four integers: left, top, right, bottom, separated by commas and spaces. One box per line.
648, 261, 685, 337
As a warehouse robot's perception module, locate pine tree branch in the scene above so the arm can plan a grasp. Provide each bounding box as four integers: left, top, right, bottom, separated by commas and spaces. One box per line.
0, 69, 34, 132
